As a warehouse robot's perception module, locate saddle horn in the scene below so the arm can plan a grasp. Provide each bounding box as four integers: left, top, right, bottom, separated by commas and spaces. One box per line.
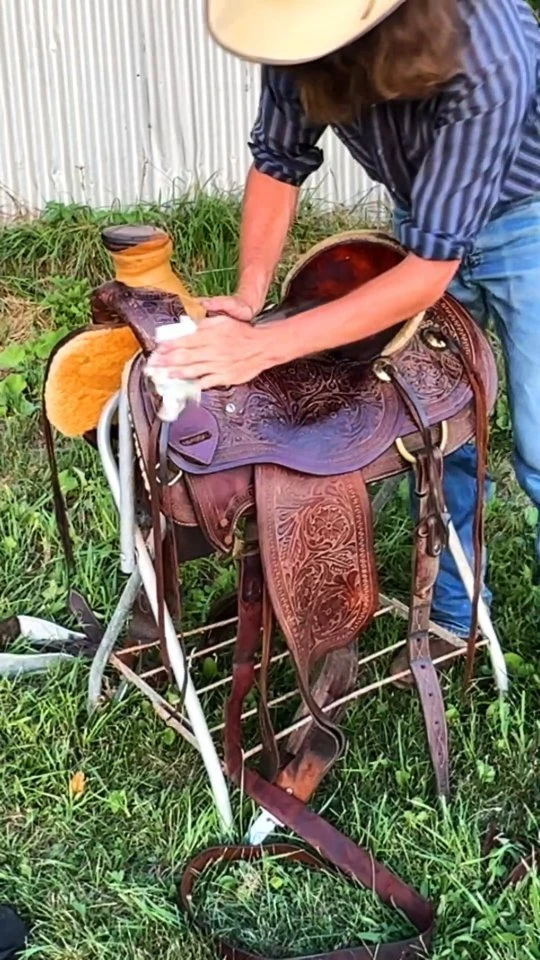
101, 224, 206, 323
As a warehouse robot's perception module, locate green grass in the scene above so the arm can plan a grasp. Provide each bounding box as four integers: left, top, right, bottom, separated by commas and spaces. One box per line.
0, 200, 539, 959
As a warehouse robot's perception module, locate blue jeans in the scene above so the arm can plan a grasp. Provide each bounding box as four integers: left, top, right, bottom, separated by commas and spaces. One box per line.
394, 197, 540, 636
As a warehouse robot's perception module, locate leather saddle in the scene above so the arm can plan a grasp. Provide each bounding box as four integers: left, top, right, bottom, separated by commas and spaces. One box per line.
43, 226, 497, 959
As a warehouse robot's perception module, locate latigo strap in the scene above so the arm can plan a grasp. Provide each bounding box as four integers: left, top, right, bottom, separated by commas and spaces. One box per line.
178, 545, 434, 960
180, 841, 433, 960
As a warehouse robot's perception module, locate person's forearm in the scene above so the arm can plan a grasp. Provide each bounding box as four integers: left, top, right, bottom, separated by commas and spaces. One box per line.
256, 253, 460, 365
236, 165, 299, 312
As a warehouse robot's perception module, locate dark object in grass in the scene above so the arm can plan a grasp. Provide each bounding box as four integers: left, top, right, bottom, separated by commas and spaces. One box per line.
0, 904, 29, 960
483, 824, 539, 888
0, 619, 20, 650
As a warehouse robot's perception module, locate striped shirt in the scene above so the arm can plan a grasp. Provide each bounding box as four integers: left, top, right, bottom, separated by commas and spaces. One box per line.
248, 0, 540, 260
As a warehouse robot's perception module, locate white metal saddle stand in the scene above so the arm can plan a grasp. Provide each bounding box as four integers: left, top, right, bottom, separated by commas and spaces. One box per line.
13, 382, 508, 844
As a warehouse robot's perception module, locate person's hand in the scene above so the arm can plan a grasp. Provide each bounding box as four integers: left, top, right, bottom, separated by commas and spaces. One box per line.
200, 293, 259, 322
151, 314, 270, 390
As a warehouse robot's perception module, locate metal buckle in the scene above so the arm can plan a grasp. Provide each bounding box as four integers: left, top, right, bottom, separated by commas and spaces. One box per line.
232, 529, 245, 559
154, 465, 183, 487
372, 358, 393, 383
395, 420, 448, 464
422, 327, 448, 351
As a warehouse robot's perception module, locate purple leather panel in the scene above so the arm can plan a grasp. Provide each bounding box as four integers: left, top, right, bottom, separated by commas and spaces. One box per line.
131, 295, 496, 478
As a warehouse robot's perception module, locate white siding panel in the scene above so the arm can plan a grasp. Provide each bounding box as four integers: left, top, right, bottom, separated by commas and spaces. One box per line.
0, 0, 381, 215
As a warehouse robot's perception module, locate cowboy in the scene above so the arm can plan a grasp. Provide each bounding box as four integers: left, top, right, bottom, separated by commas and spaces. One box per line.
154, 0, 540, 677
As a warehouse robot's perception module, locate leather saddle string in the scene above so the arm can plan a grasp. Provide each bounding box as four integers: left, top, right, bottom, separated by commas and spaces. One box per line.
381, 360, 447, 535
148, 416, 168, 670
293, 667, 347, 762
158, 419, 185, 682
41, 328, 105, 644
427, 329, 489, 689
146, 415, 176, 686
257, 584, 280, 782
147, 411, 193, 704
224, 548, 265, 781
230, 533, 279, 781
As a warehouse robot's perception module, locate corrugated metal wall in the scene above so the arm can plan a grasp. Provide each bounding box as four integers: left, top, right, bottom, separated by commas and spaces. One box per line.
0, 0, 382, 215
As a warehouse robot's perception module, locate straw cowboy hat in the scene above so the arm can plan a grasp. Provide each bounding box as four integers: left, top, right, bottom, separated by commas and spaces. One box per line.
206, 0, 406, 65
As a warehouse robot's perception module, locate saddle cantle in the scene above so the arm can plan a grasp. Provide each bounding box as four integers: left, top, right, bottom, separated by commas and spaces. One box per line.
43, 225, 498, 960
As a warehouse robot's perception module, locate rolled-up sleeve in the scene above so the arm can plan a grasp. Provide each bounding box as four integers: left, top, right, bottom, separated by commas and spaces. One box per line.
248, 66, 327, 187
401, 56, 530, 261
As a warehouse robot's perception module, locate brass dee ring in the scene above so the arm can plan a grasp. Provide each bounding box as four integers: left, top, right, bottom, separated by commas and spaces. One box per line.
372, 358, 393, 383
422, 327, 448, 351
395, 420, 449, 464
155, 465, 184, 487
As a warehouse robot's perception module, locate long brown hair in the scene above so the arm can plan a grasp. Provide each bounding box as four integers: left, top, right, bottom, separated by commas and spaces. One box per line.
291, 0, 465, 123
